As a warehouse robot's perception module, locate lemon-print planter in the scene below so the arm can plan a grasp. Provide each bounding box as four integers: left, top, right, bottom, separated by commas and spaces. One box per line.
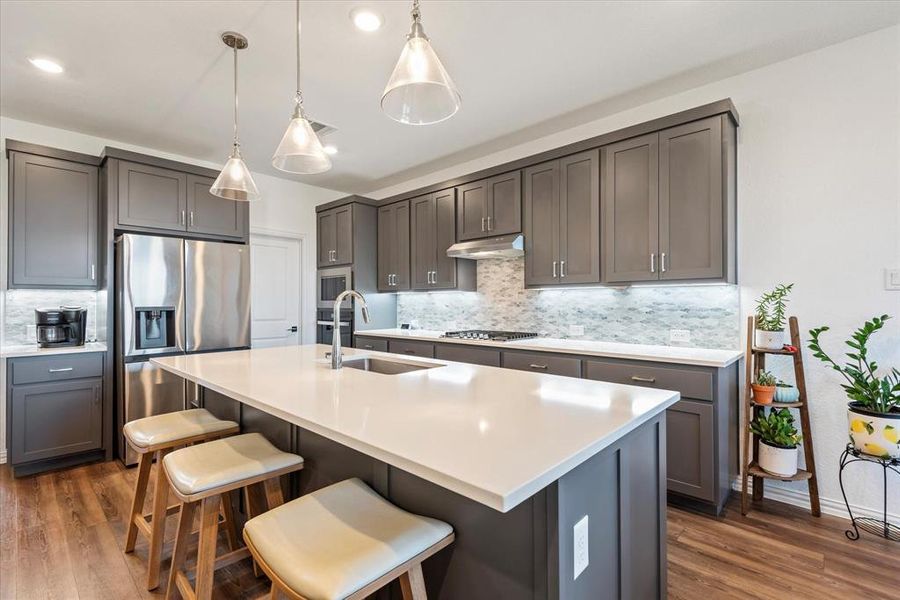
848, 403, 900, 459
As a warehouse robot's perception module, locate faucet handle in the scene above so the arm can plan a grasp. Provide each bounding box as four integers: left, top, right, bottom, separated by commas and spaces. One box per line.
324, 352, 332, 360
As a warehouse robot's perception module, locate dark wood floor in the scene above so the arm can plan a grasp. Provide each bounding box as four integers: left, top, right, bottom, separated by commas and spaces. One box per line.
1, 460, 897, 599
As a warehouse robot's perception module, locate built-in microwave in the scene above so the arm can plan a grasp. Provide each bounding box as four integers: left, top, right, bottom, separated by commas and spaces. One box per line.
317, 266, 353, 309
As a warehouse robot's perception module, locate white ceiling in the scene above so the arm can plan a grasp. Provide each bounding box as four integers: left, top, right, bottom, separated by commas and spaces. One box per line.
2, 1, 898, 194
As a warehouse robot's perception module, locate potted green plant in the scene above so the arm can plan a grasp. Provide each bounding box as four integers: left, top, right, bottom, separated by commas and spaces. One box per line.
754, 283, 794, 349
751, 370, 778, 405
750, 407, 802, 476
809, 314, 900, 459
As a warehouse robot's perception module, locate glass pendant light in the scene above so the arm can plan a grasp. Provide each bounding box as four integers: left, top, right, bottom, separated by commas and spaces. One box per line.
211, 32, 260, 201
272, 0, 331, 174
381, 0, 460, 125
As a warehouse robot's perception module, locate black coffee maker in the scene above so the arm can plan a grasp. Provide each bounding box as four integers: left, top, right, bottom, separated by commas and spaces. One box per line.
35, 306, 87, 348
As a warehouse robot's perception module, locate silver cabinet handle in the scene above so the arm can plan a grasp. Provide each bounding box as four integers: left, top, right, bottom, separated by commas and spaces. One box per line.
552, 261, 557, 277
529, 364, 548, 370
631, 376, 656, 383
404, 350, 416, 355
363, 344, 374, 349
91, 264, 96, 281
560, 260, 566, 278
650, 253, 656, 273
392, 274, 397, 286
486, 216, 492, 231
661, 252, 667, 273
189, 211, 194, 227
481, 217, 486, 232
48, 367, 74, 373
181, 209, 186, 225
431, 271, 435, 284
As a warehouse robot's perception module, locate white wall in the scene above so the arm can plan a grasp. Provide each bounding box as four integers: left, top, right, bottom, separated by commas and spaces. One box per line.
370, 26, 900, 518
0, 116, 344, 461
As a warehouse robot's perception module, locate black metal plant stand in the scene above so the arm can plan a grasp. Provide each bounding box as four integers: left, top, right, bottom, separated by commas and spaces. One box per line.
839, 444, 900, 541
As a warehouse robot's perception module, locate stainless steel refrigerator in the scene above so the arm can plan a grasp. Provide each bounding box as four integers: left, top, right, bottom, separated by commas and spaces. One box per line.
116, 234, 250, 465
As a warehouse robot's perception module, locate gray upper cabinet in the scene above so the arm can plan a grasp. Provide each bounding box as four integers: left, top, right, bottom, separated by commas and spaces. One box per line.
9, 151, 98, 288
524, 150, 599, 286
186, 174, 247, 240
377, 200, 410, 291
318, 205, 353, 267
117, 161, 187, 231
601, 134, 659, 283
410, 194, 434, 289
456, 171, 522, 241
659, 117, 724, 281
409, 190, 474, 291
432, 189, 457, 289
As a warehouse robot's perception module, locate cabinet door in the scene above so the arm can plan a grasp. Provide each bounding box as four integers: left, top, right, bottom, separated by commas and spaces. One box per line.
317, 210, 336, 267
601, 134, 659, 283
486, 171, 522, 236
659, 116, 723, 280
10, 152, 98, 288
409, 194, 435, 289
559, 150, 600, 284
456, 180, 488, 241
388, 339, 435, 358
393, 201, 411, 290
435, 344, 501, 367
186, 174, 247, 239
10, 379, 102, 464
117, 161, 187, 231
524, 161, 560, 286
333, 205, 354, 265
432, 188, 458, 289
666, 399, 715, 502
377, 204, 395, 291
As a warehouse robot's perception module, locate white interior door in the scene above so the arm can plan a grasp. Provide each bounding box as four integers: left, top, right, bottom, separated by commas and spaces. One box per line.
250, 233, 301, 348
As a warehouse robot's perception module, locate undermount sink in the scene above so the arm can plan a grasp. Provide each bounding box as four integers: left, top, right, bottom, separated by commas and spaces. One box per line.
342, 356, 442, 375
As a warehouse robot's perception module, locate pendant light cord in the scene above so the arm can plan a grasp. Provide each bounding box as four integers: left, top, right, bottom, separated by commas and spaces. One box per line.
295, 0, 303, 108
233, 44, 239, 147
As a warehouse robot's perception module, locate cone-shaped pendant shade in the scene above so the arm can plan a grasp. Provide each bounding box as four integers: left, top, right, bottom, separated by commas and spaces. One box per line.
382, 34, 460, 125
210, 146, 260, 202
272, 111, 332, 174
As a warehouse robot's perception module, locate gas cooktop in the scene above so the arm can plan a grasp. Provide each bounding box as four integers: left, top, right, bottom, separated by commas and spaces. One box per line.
441, 329, 539, 342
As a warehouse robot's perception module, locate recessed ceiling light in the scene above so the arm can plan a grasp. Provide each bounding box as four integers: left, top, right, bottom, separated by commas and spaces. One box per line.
350, 8, 383, 32
323, 145, 338, 155
29, 57, 64, 74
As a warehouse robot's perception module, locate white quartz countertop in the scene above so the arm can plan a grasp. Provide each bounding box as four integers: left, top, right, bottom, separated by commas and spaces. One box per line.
357, 329, 742, 368
153, 344, 679, 512
1, 342, 107, 358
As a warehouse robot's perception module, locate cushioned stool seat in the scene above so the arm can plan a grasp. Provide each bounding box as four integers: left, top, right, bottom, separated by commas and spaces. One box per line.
244, 478, 454, 600
124, 408, 238, 450
163, 432, 304, 499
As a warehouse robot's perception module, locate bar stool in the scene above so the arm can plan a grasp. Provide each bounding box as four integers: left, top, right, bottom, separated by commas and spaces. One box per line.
123, 408, 240, 590
164, 432, 305, 600
243, 478, 455, 600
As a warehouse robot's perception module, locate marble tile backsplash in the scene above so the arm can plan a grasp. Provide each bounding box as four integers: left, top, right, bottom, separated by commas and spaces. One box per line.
396, 258, 741, 349
3, 289, 100, 345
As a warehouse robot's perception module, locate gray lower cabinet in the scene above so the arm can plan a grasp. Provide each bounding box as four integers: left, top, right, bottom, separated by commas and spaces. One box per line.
665, 399, 715, 501
354, 335, 389, 352
435, 344, 501, 367
8, 373, 103, 466
524, 150, 600, 286
186, 174, 247, 240
117, 160, 188, 231
8, 151, 98, 288
388, 339, 435, 358
456, 171, 522, 241
377, 200, 410, 291
502, 350, 582, 378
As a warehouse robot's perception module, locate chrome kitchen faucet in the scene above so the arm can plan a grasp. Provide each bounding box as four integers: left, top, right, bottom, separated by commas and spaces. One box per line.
330, 290, 370, 369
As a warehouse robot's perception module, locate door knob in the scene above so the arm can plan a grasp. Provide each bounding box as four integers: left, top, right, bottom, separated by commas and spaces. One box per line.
287, 325, 298, 332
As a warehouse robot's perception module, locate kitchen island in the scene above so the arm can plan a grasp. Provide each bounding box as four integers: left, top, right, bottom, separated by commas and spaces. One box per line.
153, 344, 679, 600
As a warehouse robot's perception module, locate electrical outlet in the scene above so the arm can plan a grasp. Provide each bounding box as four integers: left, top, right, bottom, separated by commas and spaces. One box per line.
670, 329, 692, 344
886, 268, 900, 291
573, 515, 589, 579
569, 324, 585, 337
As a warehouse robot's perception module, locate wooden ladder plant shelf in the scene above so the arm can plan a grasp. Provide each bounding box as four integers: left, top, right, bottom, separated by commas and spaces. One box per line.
741, 316, 821, 516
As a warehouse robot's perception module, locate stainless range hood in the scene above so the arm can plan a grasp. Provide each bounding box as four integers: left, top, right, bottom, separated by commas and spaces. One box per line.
446, 234, 524, 260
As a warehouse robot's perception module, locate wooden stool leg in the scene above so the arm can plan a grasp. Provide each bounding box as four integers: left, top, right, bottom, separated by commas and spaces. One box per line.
165, 501, 197, 600
263, 477, 285, 510
220, 490, 240, 551
124, 451, 153, 553
195, 494, 222, 600
245, 483, 269, 578
146, 448, 172, 590
268, 583, 281, 600
399, 563, 427, 600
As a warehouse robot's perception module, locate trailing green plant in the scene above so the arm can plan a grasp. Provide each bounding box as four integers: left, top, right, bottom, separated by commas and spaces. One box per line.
755, 283, 794, 331
808, 314, 900, 414
750, 407, 802, 448
754, 370, 778, 387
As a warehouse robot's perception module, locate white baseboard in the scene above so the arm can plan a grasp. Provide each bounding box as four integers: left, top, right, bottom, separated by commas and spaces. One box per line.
732, 478, 900, 523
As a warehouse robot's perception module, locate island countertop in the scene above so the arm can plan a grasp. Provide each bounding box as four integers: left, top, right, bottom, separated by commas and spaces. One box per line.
152, 344, 679, 512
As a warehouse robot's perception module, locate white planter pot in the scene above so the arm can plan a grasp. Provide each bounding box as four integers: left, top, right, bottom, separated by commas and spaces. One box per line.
755, 329, 785, 350
848, 405, 900, 459
758, 440, 798, 477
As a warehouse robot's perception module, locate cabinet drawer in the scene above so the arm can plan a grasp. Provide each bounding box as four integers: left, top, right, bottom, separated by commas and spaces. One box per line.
435, 344, 501, 367
11, 352, 104, 385
583, 358, 713, 401
666, 399, 715, 502
388, 339, 435, 358
355, 336, 389, 352
502, 350, 581, 377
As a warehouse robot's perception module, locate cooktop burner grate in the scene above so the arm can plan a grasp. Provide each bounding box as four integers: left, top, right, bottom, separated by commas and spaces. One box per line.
441, 329, 539, 342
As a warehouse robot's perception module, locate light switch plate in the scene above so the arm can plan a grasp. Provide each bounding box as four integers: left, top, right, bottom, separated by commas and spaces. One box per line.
670, 329, 692, 344
569, 324, 585, 337
573, 515, 589, 579
886, 268, 900, 291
